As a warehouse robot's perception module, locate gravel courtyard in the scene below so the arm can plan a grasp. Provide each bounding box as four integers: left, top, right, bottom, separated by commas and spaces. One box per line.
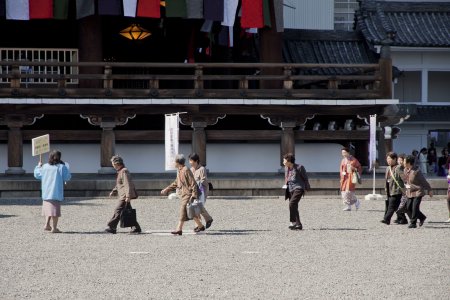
0, 195, 449, 300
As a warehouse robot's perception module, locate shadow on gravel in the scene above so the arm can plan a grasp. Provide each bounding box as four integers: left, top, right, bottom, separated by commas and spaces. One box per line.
423, 226, 450, 229
206, 229, 270, 236
0, 199, 100, 206
63, 231, 113, 235
63, 231, 152, 235
312, 228, 367, 231
365, 209, 385, 212
0, 214, 16, 218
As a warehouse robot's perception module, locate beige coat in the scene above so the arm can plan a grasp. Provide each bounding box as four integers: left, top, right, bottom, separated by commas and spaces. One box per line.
112, 167, 137, 200
164, 166, 198, 221
191, 165, 209, 198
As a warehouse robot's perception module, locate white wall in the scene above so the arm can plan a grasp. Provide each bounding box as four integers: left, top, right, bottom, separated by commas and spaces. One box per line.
0, 143, 344, 174
284, 0, 334, 30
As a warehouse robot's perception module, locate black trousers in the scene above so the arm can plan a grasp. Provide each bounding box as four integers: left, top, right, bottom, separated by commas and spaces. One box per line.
384, 194, 402, 224
288, 189, 304, 225
406, 196, 426, 225
107, 199, 140, 229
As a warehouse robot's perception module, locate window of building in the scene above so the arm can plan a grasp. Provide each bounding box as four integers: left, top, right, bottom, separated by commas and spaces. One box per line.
394, 71, 422, 102
334, 0, 359, 31
428, 71, 450, 102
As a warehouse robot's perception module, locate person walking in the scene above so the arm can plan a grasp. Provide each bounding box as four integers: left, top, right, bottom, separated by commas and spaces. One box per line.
381, 152, 406, 225
427, 144, 437, 174
161, 154, 204, 235
189, 153, 213, 232
105, 155, 141, 234
404, 155, 433, 228
339, 147, 362, 211
437, 148, 449, 176
283, 153, 310, 230
394, 154, 409, 224
34, 150, 71, 233
418, 148, 428, 175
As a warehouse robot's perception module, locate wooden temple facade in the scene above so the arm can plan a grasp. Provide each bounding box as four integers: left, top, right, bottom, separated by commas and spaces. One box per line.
0, 3, 409, 175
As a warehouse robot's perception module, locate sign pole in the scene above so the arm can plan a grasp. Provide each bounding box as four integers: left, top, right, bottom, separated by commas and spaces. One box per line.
365, 115, 383, 201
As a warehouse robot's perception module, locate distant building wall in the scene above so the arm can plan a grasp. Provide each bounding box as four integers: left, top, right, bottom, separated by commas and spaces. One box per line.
0, 143, 344, 173
284, 0, 334, 30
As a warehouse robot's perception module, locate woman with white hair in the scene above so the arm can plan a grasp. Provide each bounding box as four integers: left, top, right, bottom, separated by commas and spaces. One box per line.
161, 154, 204, 235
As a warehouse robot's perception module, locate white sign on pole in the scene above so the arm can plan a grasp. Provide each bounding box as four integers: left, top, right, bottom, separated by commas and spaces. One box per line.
369, 115, 377, 170
165, 114, 179, 171
365, 114, 383, 200
32, 134, 50, 156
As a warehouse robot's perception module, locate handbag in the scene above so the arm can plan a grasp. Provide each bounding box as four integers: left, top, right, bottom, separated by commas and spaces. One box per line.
186, 200, 201, 220
352, 171, 362, 184
197, 183, 205, 204
120, 202, 137, 228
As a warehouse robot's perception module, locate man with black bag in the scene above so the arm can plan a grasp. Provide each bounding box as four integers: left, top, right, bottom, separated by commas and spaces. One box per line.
105, 155, 142, 234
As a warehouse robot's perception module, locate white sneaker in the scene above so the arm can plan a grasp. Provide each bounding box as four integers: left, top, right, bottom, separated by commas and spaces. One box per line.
445, 218, 450, 223
355, 199, 361, 210
343, 205, 351, 211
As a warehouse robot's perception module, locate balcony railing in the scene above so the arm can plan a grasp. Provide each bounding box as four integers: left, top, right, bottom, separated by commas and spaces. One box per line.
0, 61, 391, 99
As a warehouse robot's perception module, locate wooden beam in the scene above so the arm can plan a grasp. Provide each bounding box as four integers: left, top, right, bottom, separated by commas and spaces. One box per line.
0, 130, 369, 142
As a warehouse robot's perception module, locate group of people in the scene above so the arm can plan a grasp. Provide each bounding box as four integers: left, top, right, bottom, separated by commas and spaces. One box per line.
34, 146, 450, 234
280, 146, 448, 231
34, 150, 213, 235
413, 143, 450, 177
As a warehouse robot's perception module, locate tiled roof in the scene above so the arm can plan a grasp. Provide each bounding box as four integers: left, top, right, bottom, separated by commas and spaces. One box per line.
407, 105, 450, 122
356, 1, 450, 47
283, 29, 378, 75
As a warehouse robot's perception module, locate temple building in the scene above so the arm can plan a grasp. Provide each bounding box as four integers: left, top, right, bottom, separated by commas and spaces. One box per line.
0, 0, 448, 177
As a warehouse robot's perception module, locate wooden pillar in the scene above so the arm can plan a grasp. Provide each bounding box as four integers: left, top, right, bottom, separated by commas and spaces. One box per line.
379, 35, 393, 99
1, 115, 42, 175
261, 114, 316, 170
191, 122, 207, 167
180, 114, 226, 168
80, 114, 136, 174
280, 121, 296, 166
259, 0, 283, 89
377, 130, 387, 167
6, 125, 24, 175
99, 122, 116, 174
78, 16, 103, 88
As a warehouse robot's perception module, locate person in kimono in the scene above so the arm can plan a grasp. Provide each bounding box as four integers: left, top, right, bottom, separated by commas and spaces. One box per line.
339, 147, 362, 211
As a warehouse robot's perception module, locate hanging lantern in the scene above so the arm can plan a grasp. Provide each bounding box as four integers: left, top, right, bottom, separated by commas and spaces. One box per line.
119, 24, 151, 40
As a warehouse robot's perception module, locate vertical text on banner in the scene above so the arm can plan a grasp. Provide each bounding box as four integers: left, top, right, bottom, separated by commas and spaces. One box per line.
165, 113, 179, 171
369, 114, 377, 170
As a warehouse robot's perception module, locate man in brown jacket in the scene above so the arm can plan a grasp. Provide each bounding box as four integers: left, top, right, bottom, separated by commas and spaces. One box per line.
105, 155, 141, 234
404, 155, 433, 228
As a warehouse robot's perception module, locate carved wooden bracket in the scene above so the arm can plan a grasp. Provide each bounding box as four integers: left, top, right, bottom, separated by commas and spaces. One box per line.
260, 114, 316, 128
179, 114, 226, 127
80, 114, 136, 128
0, 114, 44, 128
357, 104, 415, 127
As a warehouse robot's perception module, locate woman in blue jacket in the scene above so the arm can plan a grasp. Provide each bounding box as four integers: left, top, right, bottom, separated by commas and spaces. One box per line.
34, 150, 71, 233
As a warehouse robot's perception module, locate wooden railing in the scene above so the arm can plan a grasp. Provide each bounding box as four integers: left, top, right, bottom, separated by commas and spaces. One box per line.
0, 61, 391, 99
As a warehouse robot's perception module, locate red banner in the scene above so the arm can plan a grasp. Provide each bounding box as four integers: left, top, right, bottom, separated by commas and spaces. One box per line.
30, 0, 53, 19
241, 0, 264, 28
137, 0, 160, 18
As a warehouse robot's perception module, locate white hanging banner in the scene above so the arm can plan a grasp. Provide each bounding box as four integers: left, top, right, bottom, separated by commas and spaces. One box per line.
165, 113, 179, 171
369, 114, 377, 170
